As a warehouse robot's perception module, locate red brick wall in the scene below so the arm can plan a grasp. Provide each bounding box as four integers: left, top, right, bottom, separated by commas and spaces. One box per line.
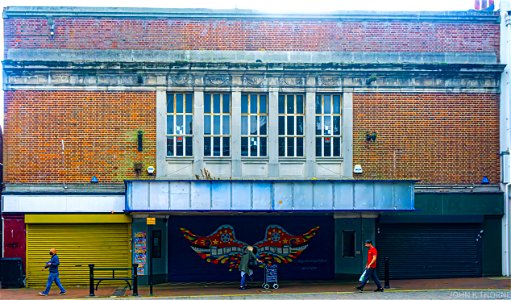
353, 93, 500, 184
3, 91, 156, 183
4, 18, 499, 54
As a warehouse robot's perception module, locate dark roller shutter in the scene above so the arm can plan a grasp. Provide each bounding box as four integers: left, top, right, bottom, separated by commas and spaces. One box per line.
377, 223, 482, 279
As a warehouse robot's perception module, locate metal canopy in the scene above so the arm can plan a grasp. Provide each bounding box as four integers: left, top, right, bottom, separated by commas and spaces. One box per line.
125, 180, 415, 212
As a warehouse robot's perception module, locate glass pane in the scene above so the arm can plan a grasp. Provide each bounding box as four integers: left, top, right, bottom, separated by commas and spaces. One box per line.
204, 138, 211, 156
260, 116, 267, 135
167, 115, 174, 134
287, 116, 294, 135
186, 137, 193, 156
334, 116, 341, 135
260, 95, 267, 113
279, 137, 285, 156
260, 137, 267, 156
241, 94, 248, 113
342, 231, 355, 257
287, 137, 294, 156
297, 138, 304, 156
186, 94, 193, 113
176, 94, 184, 113
204, 94, 211, 113
278, 116, 285, 135
297, 95, 304, 114
297, 116, 304, 135
250, 137, 257, 156
324, 95, 331, 114
167, 137, 174, 156
241, 137, 248, 156
167, 94, 174, 113
315, 95, 321, 114
334, 95, 341, 114
315, 116, 322, 135
223, 116, 230, 135
316, 138, 322, 157
213, 94, 221, 113
176, 115, 184, 134
324, 116, 331, 135
214, 116, 220, 135
213, 137, 221, 156
186, 116, 193, 134
176, 136, 183, 156
250, 94, 258, 113
204, 116, 211, 134
250, 116, 257, 135
287, 95, 294, 113
223, 94, 230, 113
223, 137, 230, 156
241, 116, 248, 135
333, 137, 341, 156
324, 137, 331, 156
278, 95, 285, 114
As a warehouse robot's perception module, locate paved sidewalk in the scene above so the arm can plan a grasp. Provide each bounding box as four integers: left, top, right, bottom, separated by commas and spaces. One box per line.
0, 277, 509, 299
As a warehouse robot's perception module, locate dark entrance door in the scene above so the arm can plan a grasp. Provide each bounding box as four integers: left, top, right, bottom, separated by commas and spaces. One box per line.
377, 223, 483, 279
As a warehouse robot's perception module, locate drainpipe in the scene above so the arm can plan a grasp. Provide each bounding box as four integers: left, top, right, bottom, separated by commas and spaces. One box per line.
500, 0, 511, 277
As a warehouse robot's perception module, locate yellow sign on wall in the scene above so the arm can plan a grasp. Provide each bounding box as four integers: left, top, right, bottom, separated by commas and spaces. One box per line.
146, 217, 156, 225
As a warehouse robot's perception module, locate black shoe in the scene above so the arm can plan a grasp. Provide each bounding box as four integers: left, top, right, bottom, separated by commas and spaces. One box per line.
239, 286, 246, 290
374, 288, 384, 292
355, 286, 363, 291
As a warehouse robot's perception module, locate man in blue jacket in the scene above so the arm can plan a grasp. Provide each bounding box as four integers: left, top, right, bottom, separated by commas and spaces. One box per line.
39, 248, 66, 296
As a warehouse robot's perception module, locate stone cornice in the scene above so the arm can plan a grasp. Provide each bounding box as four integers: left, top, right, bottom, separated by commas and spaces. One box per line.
3, 6, 500, 23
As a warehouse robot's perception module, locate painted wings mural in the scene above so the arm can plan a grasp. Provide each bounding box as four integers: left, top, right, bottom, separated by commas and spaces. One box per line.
180, 225, 320, 271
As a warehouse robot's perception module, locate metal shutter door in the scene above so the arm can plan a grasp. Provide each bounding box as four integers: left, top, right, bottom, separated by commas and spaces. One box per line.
377, 223, 482, 279
26, 224, 131, 287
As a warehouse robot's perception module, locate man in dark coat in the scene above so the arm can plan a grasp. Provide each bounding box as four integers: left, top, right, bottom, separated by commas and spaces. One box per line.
239, 245, 262, 290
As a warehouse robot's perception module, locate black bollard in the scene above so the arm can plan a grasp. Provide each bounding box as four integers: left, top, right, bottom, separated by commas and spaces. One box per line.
132, 264, 139, 296
384, 257, 390, 289
89, 264, 95, 297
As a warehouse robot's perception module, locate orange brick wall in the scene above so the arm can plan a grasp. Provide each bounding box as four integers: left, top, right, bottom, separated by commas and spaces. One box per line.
353, 93, 500, 184
3, 91, 156, 183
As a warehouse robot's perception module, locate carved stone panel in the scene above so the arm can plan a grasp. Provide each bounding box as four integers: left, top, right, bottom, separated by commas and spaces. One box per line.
168, 74, 193, 87
242, 75, 266, 87
204, 74, 231, 87
279, 76, 305, 87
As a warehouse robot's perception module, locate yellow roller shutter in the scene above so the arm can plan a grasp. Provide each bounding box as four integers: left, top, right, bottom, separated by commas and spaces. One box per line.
26, 223, 131, 288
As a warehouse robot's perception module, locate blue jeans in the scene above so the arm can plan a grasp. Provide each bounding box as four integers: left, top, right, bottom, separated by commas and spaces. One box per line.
359, 268, 382, 289
43, 272, 66, 295
240, 270, 253, 287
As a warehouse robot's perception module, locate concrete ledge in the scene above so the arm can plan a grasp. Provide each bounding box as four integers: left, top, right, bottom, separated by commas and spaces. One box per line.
5, 49, 499, 65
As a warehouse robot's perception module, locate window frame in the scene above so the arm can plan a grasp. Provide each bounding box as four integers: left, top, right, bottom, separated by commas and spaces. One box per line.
241, 93, 268, 157
315, 94, 342, 157
204, 92, 231, 157
278, 94, 305, 157
166, 92, 193, 157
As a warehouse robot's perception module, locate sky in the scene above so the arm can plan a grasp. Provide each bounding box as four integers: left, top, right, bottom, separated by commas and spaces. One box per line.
0, 0, 503, 128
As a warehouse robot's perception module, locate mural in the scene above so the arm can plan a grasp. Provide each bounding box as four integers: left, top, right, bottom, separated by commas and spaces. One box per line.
180, 225, 320, 271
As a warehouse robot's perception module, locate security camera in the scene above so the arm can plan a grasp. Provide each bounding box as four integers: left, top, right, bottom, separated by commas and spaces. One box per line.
147, 166, 155, 175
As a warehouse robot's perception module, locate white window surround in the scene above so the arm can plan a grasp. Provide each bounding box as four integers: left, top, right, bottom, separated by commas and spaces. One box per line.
155, 88, 353, 179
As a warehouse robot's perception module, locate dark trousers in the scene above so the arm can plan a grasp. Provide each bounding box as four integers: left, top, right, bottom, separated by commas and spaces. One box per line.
359, 268, 382, 289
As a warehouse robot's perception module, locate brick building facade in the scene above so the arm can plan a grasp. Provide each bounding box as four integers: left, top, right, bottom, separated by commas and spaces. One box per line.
1, 6, 507, 286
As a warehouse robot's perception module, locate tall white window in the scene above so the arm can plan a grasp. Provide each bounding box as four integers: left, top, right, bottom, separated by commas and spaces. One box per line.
241, 93, 268, 157
316, 94, 342, 157
167, 93, 193, 157
278, 94, 304, 157
204, 93, 231, 157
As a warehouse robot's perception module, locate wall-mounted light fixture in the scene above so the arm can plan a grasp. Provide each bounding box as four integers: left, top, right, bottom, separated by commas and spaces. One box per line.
481, 176, 490, 184
137, 131, 143, 152
134, 162, 143, 176
90, 176, 99, 184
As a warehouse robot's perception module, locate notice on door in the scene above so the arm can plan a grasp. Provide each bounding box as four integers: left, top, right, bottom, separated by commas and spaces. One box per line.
134, 232, 147, 275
